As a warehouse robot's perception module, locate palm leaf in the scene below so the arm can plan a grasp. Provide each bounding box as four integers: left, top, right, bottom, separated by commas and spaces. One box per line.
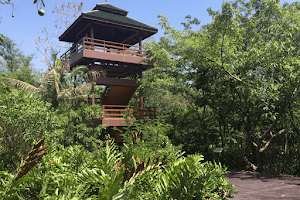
44, 69, 62, 94
57, 83, 90, 101
0, 77, 39, 92
67, 65, 102, 82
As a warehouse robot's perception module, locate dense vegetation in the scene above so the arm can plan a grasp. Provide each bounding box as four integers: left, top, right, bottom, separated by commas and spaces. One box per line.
1, 0, 300, 199
0, 84, 235, 199
143, 0, 300, 175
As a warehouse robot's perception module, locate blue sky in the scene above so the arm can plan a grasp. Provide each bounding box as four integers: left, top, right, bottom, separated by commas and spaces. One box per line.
0, 0, 297, 72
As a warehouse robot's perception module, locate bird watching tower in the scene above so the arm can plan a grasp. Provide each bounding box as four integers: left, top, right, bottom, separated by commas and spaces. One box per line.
59, 2, 158, 142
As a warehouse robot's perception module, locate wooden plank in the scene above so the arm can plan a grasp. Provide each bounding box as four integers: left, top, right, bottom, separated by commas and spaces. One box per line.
84, 39, 144, 51
104, 109, 135, 112
96, 77, 138, 87
104, 114, 125, 117
83, 36, 145, 49
103, 85, 138, 105
103, 105, 130, 108
84, 44, 144, 56
102, 118, 126, 126
83, 49, 146, 65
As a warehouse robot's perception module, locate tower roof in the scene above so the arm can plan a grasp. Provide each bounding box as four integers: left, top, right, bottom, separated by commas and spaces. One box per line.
93, 3, 128, 16
59, 3, 158, 45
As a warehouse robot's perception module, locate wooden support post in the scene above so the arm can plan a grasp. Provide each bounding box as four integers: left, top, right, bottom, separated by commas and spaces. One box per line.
139, 71, 143, 110
139, 33, 142, 54
139, 33, 143, 110
90, 26, 94, 39
90, 25, 94, 50
91, 83, 95, 105
90, 62, 95, 105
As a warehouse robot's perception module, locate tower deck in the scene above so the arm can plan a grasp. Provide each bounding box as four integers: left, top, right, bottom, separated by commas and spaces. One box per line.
61, 37, 148, 68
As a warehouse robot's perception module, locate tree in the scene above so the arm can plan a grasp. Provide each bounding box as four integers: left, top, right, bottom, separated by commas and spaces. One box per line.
35, 2, 83, 68
0, 35, 40, 86
0, 0, 46, 18
144, 0, 300, 173
0, 84, 53, 172
1, 58, 93, 109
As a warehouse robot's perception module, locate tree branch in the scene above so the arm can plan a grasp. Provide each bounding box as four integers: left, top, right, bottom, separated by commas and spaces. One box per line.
237, 144, 258, 170
258, 104, 285, 148
201, 54, 243, 82
259, 129, 285, 153
248, 138, 258, 148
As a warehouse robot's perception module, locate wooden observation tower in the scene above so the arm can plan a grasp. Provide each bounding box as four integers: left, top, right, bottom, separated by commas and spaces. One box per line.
59, 3, 158, 142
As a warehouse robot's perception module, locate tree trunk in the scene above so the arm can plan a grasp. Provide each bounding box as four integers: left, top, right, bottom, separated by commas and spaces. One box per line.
256, 147, 262, 173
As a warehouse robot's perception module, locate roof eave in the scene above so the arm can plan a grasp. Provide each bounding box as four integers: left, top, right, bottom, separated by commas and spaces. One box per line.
59, 15, 84, 42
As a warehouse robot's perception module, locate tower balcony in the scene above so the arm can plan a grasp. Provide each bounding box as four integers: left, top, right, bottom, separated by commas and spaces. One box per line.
101, 105, 156, 126
61, 37, 148, 67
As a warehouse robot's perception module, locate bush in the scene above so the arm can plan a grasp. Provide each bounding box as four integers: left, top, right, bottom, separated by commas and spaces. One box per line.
0, 120, 236, 199
0, 87, 53, 172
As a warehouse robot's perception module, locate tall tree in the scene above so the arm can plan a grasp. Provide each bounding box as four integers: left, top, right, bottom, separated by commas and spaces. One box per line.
144, 0, 300, 173
0, 35, 40, 86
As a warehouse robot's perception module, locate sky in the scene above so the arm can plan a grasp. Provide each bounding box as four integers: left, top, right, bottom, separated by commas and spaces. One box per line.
0, 0, 297, 72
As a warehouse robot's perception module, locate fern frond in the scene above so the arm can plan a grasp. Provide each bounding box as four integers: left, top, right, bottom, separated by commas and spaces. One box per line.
123, 156, 166, 184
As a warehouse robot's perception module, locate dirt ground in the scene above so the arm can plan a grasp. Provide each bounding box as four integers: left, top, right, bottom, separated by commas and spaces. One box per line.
224, 171, 300, 200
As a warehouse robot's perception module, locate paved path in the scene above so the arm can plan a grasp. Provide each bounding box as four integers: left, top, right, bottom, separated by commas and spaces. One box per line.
224, 171, 300, 200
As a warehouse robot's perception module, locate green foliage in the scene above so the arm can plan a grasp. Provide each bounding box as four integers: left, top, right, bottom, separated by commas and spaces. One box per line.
120, 117, 182, 164
0, 35, 40, 86
15, 139, 158, 199
155, 154, 235, 199
51, 103, 105, 149
0, 82, 104, 171
0, 85, 53, 172
39, 62, 92, 109
143, 0, 300, 175
0, 113, 236, 199
0, 171, 33, 200
113, 119, 235, 199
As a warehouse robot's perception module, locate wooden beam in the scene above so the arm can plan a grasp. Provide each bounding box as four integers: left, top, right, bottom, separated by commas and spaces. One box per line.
59, 15, 84, 42
122, 32, 139, 44
139, 33, 142, 51
139, 71, 143, 110
90, 26, 94, 38
93, 65, 139, 73
95, 77, 138, 87
76, 22, 90, 39
83, 49, 146, 65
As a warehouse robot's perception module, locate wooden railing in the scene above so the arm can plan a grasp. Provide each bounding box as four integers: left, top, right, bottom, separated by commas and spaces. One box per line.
102, 105, 156, 119
77, 97, 102, 106
61, 37, 145, 61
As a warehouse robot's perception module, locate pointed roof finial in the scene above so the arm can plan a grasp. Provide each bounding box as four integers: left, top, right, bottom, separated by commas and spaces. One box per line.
105, 0, 107, 2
